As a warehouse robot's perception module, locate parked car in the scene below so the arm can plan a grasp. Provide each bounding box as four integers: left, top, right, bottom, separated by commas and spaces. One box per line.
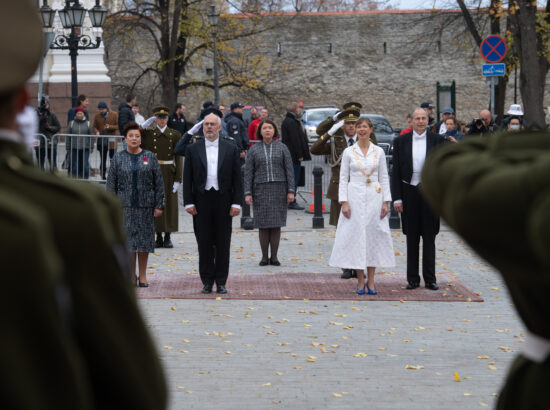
301, 105, 339, 143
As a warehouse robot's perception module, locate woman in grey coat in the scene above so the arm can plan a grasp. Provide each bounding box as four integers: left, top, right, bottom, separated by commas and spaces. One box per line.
244, 119, 295, 266
107, 122, 164, 286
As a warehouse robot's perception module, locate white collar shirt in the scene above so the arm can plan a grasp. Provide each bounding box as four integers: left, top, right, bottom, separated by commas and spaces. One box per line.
205, 138, 219, 191
411, 130, 427, 186
157, 125, 167, 133
345, 134, 357, 146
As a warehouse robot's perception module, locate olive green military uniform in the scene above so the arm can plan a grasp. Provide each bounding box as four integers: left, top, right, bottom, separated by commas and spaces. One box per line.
1, 1, 167, 408
141, 124, 182, 233
0, 191, 95, 409
421, 131, 550, 410
0, 138, 167, 409
310, 110, 378, 226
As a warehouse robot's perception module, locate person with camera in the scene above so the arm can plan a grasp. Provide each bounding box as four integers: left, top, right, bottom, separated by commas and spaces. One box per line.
467, 109, 499, 136
36, 95, 60, 170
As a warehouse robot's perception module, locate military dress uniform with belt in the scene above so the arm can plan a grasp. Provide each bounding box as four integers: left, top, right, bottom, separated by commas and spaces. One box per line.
310, 103, 377, 226
141, 106, 183, 248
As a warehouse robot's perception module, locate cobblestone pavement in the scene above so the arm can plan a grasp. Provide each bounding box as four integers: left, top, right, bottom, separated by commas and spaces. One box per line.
139, 206, 523, 410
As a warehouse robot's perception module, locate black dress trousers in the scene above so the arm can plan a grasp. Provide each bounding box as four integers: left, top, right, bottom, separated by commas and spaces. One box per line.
194, 188, 233, 286
402, 183, 437, 284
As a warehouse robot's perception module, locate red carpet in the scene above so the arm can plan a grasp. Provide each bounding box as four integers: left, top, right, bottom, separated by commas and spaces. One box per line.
136, 273, 483, 302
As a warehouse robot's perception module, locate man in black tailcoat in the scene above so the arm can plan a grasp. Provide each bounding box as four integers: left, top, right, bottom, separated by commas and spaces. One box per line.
183, 113, 243, 294
391, 107, 446, 290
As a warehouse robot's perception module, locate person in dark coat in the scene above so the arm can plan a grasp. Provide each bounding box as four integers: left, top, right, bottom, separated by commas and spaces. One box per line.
183, 113, 243, 294
391, 107, 446, 291
118, 93, 136, 134
36, 95, 60, 170
421, 129, 550, 410
0, 2, 167, 407
67, 94, 89, 125
281, 101, 311, 210
107, 122, 165, 286
168, 103, 193, 135
224, 102, 249, 161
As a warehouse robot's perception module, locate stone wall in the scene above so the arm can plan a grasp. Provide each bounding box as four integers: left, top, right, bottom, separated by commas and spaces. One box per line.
104, 10, 550, 128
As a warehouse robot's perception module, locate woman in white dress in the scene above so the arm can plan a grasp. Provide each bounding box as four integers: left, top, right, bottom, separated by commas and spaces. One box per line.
329, 117, 395, 294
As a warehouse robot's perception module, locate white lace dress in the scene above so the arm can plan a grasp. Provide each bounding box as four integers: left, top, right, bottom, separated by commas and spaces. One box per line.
329, 143, 395, 269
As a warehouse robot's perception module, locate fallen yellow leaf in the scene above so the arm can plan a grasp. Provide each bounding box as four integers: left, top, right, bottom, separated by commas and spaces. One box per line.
453, 372, 461, 382
405, 365, 424, 370
262, 382, 271, 386
332, 393, 342, 398
170, 307, 176, 311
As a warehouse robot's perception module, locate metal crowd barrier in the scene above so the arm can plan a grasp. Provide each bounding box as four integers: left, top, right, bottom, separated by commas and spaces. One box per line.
43, 133, 125, 182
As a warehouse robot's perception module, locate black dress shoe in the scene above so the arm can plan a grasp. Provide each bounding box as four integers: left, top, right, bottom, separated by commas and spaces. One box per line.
217, 285, 228, 294
163, 238, 173, 248
425, 282, 439, 291
259, 259, 269, 266
341, 269, 354, 279
288, 202, 305, 210
201, 285, 213, 294
406, 281, 420, 289
269, 258, 281, 266
138, 282, 149, 288
155, 236, 164, 248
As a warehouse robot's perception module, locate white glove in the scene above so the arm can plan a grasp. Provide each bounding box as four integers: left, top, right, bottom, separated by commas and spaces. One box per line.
328, 120, 344, 136
332, 111, 341, 121
16, 105, 39, 153
188, 120, 204, 136
141, 116, 156, 129
172, 182, 180, 193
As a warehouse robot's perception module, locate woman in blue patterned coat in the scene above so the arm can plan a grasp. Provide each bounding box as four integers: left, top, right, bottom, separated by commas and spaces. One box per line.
244, 119, 295, 266
107, 122, 165, 286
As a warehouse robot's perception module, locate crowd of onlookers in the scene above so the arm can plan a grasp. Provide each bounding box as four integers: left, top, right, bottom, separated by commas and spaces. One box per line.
35, 94, 534, 181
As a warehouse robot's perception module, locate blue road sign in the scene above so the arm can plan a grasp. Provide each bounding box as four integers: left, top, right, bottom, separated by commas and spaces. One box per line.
480, 35, 507, 63
482, 63, 505, 77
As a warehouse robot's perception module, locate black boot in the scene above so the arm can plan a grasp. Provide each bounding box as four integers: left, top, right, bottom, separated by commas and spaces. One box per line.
163, 232, 173, 248
155, 233, 164, 248
341, 269, 357, 279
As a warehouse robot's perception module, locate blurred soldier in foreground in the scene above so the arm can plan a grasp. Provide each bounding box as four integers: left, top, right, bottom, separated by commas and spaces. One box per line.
421, 130, 550, 409
0, 1, 166, 408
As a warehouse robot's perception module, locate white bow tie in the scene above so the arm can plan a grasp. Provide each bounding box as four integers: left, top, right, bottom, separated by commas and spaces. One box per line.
205, 140, 218, 148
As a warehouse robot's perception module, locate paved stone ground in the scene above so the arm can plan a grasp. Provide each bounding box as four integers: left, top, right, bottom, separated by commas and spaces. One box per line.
139, 201, 524, 410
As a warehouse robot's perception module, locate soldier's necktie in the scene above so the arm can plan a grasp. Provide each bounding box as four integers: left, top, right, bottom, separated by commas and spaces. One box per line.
348, 138, 354, 147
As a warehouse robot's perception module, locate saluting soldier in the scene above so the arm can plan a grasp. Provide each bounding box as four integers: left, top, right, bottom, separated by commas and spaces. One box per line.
421, 130, 550, 409
310, 103, 377, 279
0, 1, 167, 408
141, 106, 183, 248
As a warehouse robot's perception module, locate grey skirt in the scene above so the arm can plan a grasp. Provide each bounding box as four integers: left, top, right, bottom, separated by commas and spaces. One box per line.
123, 207, 155, 253
252, 181, 288, 228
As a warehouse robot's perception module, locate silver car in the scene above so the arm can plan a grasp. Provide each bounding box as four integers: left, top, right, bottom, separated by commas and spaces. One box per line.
301, 106, 339, 143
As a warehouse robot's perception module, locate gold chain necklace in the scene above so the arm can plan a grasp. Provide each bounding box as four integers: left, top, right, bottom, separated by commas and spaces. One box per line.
352, 143, 377, 185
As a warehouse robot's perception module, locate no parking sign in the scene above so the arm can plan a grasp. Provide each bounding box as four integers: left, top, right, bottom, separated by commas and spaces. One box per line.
480, 35, 507, 63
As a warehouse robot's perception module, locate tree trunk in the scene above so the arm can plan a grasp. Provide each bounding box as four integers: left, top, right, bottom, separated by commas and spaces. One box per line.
515, 0, 548, 127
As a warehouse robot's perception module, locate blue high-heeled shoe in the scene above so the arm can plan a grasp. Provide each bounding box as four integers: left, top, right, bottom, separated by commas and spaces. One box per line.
356, 286, 366, 295
367, 285, 377, 295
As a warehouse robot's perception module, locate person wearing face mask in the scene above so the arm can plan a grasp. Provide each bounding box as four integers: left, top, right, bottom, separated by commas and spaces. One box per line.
141, 106, 183, 248
507, 116, 522, 132
443, 117, 464, 141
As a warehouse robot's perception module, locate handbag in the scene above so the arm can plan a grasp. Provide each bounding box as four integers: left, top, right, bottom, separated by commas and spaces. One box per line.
298, 165, 306, 187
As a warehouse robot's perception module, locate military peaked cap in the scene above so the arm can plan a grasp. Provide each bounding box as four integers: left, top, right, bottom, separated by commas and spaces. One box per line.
0, 0, 43, 93
337, 109, 360, 123
342, 102, 362, 111
153, 106, 170, 117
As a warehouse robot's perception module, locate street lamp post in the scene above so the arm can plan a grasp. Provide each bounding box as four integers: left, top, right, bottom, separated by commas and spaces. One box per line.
38, 0, 107, 108
208, 1, 220, 105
